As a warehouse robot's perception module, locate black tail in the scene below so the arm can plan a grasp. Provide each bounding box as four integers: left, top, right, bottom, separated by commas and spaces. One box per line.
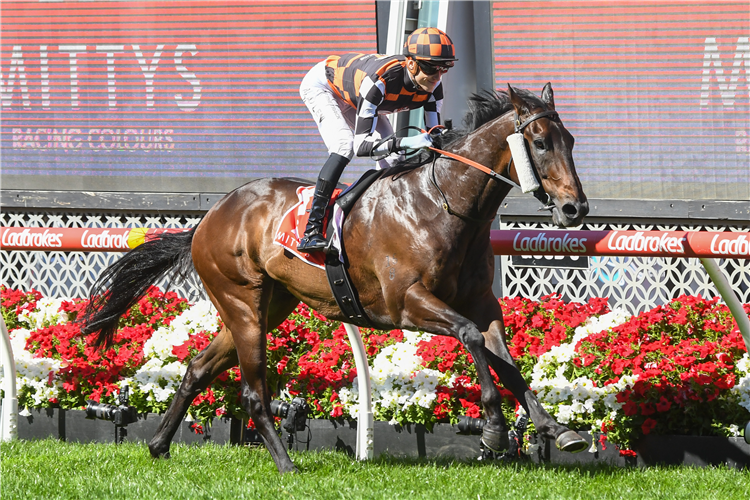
79, 227, 197, 347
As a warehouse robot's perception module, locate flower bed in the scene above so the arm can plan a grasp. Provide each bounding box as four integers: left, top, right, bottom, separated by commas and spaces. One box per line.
2, 285, 749, 452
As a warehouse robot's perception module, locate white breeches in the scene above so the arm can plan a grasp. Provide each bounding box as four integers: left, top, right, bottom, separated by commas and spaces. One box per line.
300, 61, 400, 170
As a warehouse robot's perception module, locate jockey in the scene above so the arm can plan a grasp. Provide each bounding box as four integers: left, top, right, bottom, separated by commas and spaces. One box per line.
297, 27, 458, 253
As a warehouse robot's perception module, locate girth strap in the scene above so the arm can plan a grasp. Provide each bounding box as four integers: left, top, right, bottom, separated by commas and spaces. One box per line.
325, 252, 375, 329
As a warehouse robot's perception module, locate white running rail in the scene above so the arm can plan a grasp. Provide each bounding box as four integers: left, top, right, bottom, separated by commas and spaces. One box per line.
342, 323, 373, 460
0, 316, 18, 441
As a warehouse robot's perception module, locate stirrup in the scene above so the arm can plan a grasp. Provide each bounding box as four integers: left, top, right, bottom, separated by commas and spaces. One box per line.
297, 233, 327, 253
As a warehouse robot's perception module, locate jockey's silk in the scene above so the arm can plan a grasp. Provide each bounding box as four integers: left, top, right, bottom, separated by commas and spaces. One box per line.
300, 54, 442, 162
325, 54, 442, 158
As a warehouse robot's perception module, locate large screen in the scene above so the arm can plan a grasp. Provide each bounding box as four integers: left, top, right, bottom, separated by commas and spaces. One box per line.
1, 0, 377, 194
492, 0, 749, 201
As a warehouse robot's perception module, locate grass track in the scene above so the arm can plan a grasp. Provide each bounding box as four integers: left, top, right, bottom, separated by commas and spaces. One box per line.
2, 439, 748, 500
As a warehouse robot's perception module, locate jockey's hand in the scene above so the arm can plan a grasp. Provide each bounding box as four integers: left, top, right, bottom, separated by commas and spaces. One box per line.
397, 132, 433, 151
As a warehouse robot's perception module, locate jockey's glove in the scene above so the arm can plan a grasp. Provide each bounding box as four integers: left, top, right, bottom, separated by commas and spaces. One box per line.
397, 132, 433, 151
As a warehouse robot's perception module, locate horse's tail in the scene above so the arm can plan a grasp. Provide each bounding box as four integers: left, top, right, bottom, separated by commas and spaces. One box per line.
79, 227, 197, 347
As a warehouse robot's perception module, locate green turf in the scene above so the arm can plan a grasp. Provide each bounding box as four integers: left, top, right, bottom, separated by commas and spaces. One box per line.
1, 439, 748, 500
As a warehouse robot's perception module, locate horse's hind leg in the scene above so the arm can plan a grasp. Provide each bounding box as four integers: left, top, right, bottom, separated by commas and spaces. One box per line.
236, 336, 297, 473
149, 284, 299, 460
149, 325, 238, 458
205, 276, 298, 473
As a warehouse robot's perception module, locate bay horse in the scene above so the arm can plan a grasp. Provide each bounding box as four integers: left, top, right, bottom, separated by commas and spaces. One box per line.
81, 84, 589, 473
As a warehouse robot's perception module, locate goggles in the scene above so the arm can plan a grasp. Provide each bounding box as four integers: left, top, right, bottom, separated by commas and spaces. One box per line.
416, 60, 453, 76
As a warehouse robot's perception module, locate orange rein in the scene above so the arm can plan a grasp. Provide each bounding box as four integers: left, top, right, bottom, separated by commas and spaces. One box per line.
425, 126, 520, 190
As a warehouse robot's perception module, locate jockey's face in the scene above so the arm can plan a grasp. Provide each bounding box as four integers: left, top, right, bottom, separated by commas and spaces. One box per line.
407, 59, 445, 93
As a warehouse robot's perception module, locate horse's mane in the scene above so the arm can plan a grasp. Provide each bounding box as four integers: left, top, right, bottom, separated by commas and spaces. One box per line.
393, 87, 546, 171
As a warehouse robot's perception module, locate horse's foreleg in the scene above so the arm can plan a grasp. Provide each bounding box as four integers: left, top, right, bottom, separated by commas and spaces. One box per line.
470, 297, 588, 453
149, 325, 238, 458
401, 284, 509, 453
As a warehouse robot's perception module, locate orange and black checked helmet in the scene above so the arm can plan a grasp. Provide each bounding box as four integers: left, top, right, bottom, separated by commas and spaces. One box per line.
403, 27, 458, 64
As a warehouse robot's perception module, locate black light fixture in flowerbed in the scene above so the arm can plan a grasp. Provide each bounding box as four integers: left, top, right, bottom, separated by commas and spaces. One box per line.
15, 409, 750, 469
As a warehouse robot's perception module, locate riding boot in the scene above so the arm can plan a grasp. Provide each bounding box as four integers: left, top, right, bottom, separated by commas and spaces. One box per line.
298, 153, 350, 253
297, 178, 336, 253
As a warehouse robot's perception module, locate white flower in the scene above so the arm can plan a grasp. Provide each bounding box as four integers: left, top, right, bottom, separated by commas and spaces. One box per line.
603, 392, 623, 411
142, 299, 219, 361
737, 353, 750, 374
17, 297, 69, 330
342, 330, 449, 420
571, 378, 594, 401
556, 404, 574, 424
570, 401, 585, 414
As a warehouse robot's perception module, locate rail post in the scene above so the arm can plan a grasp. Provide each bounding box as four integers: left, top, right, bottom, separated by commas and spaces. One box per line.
342, 323, 374, 460
0, 316, 18, 441
699, 258, 750, 350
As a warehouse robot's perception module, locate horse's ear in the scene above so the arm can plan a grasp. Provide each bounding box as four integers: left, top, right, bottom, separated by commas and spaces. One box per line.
507, 84, 530, 118
541, 82, 555, 110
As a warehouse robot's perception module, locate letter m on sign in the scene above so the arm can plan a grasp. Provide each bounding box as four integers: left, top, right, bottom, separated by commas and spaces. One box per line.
700, 37, 750, 107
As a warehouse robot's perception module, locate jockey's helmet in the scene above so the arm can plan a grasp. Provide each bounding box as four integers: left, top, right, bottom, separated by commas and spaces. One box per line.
403, 27, 458, 66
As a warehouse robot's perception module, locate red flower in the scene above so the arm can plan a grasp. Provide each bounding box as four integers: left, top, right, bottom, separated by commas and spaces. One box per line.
639, 402, 655, 416
622, 400, 638, 416
612, 358, 631, 374
460, 399, 481, 419
655, 397, 672, 412
277, 356, 289, 374
641, 418, 657, 435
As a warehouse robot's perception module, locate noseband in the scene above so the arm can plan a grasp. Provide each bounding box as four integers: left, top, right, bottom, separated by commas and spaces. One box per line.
509, 109, 561, 212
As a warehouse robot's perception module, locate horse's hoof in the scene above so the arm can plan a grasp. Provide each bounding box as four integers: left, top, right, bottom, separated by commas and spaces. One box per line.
481, 426, 510, 453
148, 443, 171, 459
555, 430, 588, 453
277, 464, 299, 474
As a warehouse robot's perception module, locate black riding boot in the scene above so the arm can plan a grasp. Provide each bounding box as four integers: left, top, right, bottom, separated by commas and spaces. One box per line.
298, 153, 350, 253
297, 178, 335, 253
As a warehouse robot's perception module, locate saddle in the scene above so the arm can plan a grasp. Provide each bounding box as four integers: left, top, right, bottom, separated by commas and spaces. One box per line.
275, 167, 405, 328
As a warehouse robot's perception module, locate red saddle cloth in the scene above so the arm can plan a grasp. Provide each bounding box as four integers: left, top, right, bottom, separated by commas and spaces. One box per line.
273, 185, 344, 269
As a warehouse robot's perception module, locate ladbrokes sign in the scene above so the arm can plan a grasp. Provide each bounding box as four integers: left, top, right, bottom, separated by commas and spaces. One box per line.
491, 230, 750, 259
0, 227, 186, 252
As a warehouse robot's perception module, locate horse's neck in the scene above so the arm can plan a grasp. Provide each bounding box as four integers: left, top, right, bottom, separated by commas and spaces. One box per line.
431, 114, 515, 223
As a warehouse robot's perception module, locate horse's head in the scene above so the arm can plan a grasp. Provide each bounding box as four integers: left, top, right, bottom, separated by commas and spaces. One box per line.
507, 84, 588, 227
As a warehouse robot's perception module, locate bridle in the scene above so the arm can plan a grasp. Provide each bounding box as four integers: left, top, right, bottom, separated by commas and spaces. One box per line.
428, 109, 562, 220
370, 109, 563, 223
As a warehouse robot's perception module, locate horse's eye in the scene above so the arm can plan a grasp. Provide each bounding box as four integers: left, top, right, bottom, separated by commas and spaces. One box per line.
534, 139, 546, 151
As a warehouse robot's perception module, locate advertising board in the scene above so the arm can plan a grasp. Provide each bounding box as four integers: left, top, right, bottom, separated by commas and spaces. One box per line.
1, 0, 377, 193
492, 1, 749, 201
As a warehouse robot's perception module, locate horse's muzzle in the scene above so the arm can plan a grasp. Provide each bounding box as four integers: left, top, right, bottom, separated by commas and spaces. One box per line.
554, 200, 589, 227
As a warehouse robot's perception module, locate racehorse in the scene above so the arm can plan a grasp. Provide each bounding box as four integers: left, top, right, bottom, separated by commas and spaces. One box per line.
80, 84, 589, 473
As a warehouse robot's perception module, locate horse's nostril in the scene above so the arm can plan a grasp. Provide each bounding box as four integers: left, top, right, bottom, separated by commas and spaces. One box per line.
580, 202, 590, 218
562, 203, 578, 218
